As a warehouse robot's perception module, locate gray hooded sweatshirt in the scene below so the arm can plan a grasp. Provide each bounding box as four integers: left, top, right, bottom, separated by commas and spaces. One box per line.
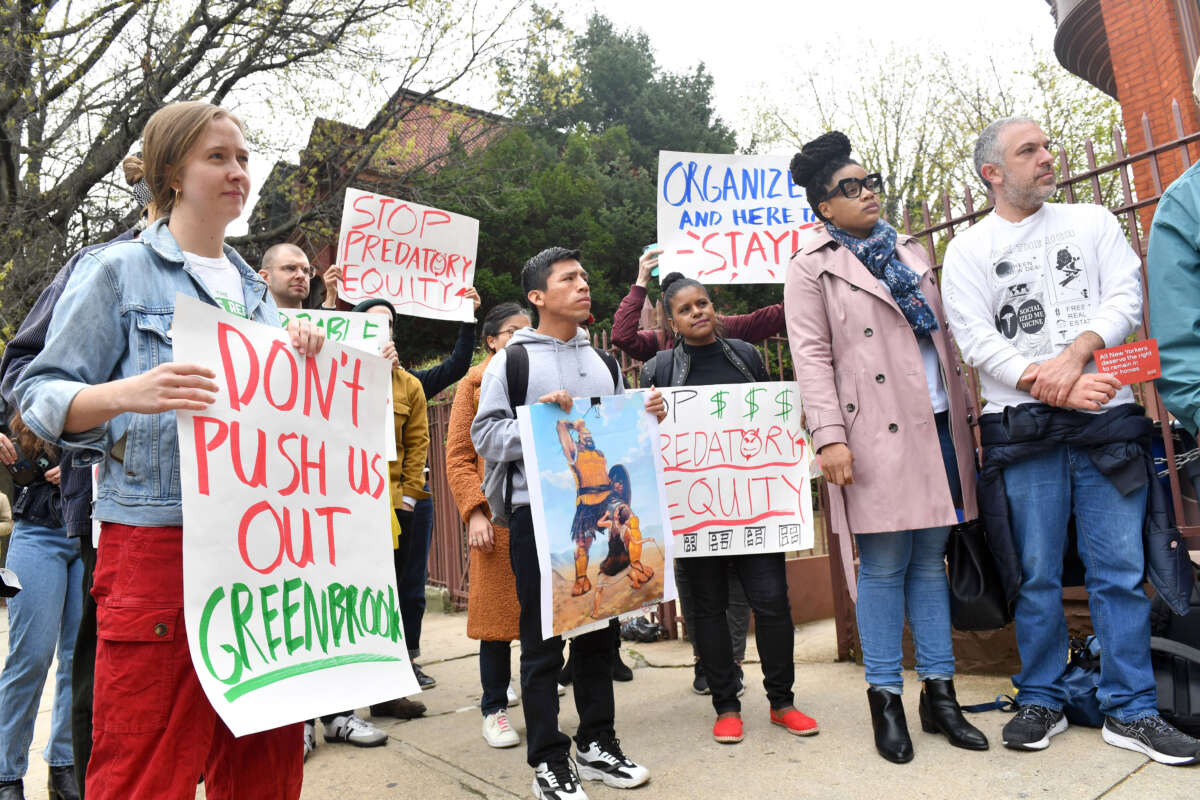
471, 326, 624, 524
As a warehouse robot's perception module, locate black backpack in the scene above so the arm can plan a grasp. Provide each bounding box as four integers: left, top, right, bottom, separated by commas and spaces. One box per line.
500, 342, 621, 517
1150, 559, 1200, 735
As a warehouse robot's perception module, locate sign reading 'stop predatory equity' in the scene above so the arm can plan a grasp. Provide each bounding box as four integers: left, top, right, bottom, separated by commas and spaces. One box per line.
336, 187, 478, 322
657, 151, 820, 284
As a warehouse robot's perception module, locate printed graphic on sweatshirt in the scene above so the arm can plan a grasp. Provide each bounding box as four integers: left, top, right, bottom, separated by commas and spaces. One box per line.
988, 226, 1096, 357
1047, 240, 1089, 304
994, 281, 1053, 358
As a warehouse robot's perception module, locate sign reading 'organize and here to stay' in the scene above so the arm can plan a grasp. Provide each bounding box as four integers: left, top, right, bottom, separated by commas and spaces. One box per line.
657, 152, 820, 284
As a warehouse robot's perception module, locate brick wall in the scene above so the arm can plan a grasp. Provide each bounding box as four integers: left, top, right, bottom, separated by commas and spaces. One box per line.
1100, 0, 1200, 197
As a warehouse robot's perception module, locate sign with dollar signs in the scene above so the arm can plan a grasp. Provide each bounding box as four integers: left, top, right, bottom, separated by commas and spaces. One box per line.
653, 381, 814, 558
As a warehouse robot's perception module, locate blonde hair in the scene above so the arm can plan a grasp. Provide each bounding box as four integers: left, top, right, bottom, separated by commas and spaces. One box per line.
142, 101, 244, 220
122, 155, 144, 185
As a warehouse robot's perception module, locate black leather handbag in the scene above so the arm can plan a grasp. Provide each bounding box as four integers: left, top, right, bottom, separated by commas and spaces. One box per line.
946, 519, 1012, 631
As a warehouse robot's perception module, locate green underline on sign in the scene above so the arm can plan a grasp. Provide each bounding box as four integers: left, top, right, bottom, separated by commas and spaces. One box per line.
224, 654, 403, 701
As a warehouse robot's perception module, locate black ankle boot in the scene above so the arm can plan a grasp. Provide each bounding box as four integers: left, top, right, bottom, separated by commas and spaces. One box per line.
47, 765, 79, 800
0, 778, 23, 800
919, 679, 989, 750
867, 687, 914, 763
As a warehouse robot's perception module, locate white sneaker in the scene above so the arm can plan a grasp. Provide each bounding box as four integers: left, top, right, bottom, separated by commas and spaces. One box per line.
303, 721, 316, 761
575, 737, 650, 789
508, 685, 520, 706
323, 713, 388, 747
482, 709, 521, 748
532, 759, 588, 800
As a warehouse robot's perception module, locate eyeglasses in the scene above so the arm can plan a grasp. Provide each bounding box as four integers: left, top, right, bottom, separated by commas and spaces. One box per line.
823, 173, 885, 201
497, 327, 522, 337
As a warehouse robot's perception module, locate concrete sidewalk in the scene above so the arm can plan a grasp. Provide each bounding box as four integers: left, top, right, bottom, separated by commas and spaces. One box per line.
4, 604, 1197, 799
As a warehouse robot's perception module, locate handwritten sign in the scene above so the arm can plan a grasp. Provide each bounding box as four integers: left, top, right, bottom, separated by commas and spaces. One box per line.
276, 307, 395, 461
656, 382, 814, 557
1095, 338, 1161, 385
174, 295, 418, 736
657, 152, 819, 284
336, 187, 478, 322
277, 308, 389, 355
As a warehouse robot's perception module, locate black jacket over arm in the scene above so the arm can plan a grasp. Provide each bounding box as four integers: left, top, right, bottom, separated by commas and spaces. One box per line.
978, 402, 1194, 616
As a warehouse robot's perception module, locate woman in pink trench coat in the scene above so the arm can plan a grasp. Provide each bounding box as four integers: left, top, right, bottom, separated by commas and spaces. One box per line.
784, 132, 988, 764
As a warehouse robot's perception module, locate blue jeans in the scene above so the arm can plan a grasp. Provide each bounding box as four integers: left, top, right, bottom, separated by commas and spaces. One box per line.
0, 519, 83, 780
854, 412, 959, 690
1003, 444, 1157, 721
856, 527, 954, 689
400, 492, 434, 658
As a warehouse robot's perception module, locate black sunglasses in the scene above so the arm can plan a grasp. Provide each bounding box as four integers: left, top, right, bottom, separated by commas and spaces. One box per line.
823, 173, 885, 201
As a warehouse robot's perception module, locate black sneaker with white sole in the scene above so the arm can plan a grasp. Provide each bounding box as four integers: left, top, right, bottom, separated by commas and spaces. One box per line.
1002, 705, 1068, 751
575, 737, 650, 789
532, 759, 588, 800
1102, 715, 1200, 766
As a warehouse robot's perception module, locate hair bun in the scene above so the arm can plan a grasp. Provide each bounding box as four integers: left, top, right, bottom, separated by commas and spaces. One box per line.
790, 131, 852, 186
659, 271, 686, 294
122, 155, 145, 186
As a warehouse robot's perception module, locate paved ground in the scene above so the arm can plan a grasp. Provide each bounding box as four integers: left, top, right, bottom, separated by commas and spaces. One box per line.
3, 602, 1197, 799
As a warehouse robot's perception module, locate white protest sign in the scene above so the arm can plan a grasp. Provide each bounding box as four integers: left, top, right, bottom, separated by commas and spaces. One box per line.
276, 307, 396, 461
657, 381, 814, 557
657, 151, 820, 284
336, 187, 478, 322
277, 308, 390, 355
174, 294, 418, 737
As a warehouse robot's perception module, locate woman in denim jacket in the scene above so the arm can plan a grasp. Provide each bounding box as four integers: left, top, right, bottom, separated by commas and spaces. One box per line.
14, 102, 324, 800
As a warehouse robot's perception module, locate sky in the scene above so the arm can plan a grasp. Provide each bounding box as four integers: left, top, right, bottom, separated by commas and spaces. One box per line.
232, 0, 1062, 234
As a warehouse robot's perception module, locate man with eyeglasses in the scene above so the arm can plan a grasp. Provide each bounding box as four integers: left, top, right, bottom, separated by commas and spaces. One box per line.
942, 117, 1200, 765
258, 243, 329, 310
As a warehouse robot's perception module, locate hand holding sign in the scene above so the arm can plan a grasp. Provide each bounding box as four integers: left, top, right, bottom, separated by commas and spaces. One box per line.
123, 362, 218, 413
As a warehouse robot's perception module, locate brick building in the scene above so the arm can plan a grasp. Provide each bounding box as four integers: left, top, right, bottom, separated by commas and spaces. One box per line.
1050, 0, 1200, 192
247, 87, 504, 302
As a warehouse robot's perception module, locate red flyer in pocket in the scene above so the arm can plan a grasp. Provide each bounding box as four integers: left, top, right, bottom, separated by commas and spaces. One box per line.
1094, 339, 1161, 385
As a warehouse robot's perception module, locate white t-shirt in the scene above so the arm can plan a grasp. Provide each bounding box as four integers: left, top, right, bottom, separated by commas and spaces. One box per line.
184, 250, 247, 317
941, 202, 1142, 414
919, 334, 950, 414
875, 278, 949, 413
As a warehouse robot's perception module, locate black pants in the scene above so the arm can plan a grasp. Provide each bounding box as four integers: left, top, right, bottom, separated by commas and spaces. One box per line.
509, 506, 614, 767
72, 536, 97, 796
683, 552, 795, 715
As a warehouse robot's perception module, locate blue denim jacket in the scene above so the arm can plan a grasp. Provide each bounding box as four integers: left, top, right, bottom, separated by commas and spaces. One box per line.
14, 218, 276, 526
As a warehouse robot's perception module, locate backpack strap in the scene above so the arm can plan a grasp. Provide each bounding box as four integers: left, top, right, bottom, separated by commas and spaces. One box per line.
503, 343, 529, 519
655, 348, 674, 389
592, 345, 621, 392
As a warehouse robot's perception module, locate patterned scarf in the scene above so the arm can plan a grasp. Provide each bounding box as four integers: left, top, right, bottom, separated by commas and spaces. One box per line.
827, 220, 938, 336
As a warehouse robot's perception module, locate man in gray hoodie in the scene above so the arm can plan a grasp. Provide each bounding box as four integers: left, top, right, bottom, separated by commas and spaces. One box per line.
472, 247, 665, 800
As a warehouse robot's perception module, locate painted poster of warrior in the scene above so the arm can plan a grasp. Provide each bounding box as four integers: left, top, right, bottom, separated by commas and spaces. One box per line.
518, 393, 676, 639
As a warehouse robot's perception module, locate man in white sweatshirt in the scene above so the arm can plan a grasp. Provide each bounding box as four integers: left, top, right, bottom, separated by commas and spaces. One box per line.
942, 117, 1200, 766
472, 247, 666, 800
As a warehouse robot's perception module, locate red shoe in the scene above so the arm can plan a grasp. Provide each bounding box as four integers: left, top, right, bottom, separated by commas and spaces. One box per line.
713, 715, 744, 744
770, 707, 819, 736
